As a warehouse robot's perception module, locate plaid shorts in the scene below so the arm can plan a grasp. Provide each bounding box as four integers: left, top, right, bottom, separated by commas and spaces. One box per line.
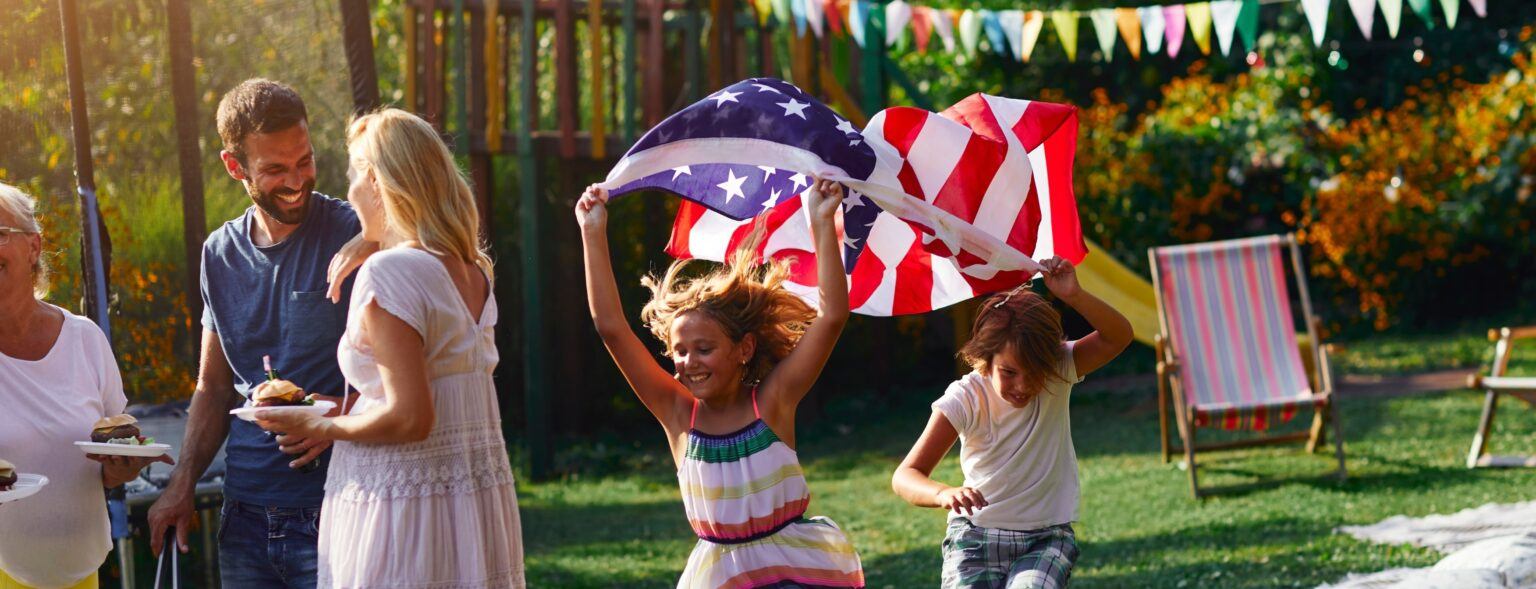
941, 518, 1079, 589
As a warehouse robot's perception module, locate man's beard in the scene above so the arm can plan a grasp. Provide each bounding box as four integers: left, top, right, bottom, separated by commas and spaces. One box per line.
247, 179, 314, 225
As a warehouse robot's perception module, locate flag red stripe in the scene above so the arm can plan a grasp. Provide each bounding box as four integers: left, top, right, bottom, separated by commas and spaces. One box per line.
891, 239, 935, 315
667, 200, 710, 259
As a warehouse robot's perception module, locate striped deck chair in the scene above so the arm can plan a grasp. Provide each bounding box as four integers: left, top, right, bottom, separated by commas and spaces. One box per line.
1467, 326, 1536, 468
1149, 234, 1346, 498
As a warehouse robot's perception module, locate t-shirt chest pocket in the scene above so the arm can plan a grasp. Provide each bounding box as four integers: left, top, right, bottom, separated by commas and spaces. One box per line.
284, 290, 343, 352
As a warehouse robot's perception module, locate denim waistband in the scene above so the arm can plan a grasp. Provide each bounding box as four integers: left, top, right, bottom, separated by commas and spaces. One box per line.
226, 498, 321, 518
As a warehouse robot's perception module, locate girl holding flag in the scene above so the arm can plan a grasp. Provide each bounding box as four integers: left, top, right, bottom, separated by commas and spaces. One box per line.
576, 179, 865, 588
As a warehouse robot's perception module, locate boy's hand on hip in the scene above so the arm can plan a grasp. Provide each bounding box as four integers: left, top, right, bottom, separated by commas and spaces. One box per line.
936, 486, 989, 516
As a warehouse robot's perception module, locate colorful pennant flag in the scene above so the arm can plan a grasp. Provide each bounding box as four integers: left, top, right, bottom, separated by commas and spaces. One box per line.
912, 7, 934, 53
1407, 0, 1436, 30
959, 9, 982, 57
1090, 8, 1119, 61
887, 0, 912, 47
932, 8, 956, 53
999, 10, 1025, 61
1052, 10, 1080, 61
1116, 7, 1143, 60
982, 10, 1009, 57
1469, 0, 1486, 18
1020, 11, 1046, 62
1211, 0, 1242, 56
1238, 0, 1260, 53
1348, 0, 1376, 40
1380, 0, 1403, 39
848, 0, 867, 46
1301, 0, 1329, 47
1186, 2, 1213, 55
1163, 4, 1187, 58
1139, 6, 1166, 55
1438, 0, 1458, 29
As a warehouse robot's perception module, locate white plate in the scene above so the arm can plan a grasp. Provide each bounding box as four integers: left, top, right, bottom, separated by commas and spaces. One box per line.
0, 474, 47, 505
74, 441, 173, 458
229, 400, 336, 422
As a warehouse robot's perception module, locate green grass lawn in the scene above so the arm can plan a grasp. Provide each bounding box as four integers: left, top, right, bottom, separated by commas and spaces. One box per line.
518, 377, 1536, 588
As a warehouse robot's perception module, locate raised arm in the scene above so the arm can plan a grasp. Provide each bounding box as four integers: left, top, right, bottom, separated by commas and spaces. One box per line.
1040, 256, 1133, 376
577, 185, 692, 433
147, 329, 239, 555
760, 178, 850, 413
892, 411, 989, 515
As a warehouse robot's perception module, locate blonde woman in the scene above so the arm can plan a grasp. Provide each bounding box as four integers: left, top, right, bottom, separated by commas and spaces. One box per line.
254, 109, 523, 588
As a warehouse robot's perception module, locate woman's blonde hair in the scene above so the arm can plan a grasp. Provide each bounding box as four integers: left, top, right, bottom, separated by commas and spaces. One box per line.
959, 289, 1066, 397
346, 108, 493, 280
641, 239, 817, 383
0, 182, 48, 298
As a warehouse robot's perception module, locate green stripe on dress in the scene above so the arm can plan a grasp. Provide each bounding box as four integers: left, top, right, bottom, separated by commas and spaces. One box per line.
685, 423, 782, 463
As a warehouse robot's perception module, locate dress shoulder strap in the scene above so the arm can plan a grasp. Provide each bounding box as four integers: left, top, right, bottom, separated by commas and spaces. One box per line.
751, 386, 761, 419
690, 398, 700, 429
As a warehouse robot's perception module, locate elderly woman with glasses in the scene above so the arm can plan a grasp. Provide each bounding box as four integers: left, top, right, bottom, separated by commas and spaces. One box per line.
0, 182, 171, 589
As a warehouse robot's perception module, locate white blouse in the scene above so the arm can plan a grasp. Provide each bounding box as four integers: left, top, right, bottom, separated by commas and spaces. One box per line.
0, 306, 126, 588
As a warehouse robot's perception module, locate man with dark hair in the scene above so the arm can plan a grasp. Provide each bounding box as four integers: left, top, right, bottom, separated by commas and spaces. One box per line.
147, 78, 362, 588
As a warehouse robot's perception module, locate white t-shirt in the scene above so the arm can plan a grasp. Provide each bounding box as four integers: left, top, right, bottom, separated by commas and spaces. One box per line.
931, 341, 1082, 531
0, 306, 126, 588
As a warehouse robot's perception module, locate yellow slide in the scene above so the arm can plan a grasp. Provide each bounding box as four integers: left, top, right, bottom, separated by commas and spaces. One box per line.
1076, 238, 1159, 347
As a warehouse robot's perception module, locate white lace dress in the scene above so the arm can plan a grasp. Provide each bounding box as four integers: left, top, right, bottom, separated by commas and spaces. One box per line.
320, 248, 524, 588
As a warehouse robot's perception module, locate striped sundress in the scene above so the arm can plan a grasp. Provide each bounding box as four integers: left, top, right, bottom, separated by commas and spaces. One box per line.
677, 390, 865, 588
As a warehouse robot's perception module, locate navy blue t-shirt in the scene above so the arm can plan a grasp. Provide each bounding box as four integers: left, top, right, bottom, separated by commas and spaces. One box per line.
200, 194, 360, 507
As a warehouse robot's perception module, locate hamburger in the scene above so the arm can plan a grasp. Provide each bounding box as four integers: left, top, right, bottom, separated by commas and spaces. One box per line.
0, 459, 15, 492
252, 379, 313, 407
92, 414, 152, 444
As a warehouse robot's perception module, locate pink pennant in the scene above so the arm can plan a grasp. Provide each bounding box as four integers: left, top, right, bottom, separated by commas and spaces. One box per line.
912, 7, 935, 53
1163, 5, 1187, 58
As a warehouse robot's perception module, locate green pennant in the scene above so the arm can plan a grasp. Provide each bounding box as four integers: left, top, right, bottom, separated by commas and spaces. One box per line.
1407, 0, 1436, 30
1237, 0, 1259, 53
1438, 0, 1459, 28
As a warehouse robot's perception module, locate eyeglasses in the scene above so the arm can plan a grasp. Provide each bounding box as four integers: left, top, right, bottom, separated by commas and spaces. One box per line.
0, 227, 37, 246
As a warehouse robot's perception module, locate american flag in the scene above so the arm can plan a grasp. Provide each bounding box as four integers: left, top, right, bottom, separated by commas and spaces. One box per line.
600, 77, 1086, 315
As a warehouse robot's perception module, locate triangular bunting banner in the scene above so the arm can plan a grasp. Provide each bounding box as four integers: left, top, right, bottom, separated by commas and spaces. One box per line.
1238, 0, 1260, 53
1380, 0, 1403, 38
1164, 4, 1187, 58
912, 6, 934, 53
804, 0, 825, 38
1139, 6, 1166, 55
1052, 10, 1080, 61
982, 10, 1010, 57
999, 10, 1025, 61
1187, 2, 1213, 55
1438, 0, 1458, 29
1469, 0, 1486, 18
958, 9, 982, 57
1348, 0, 1375, 40
847, 0, 867, 46
1407, 0, 1436, 30
1301, 0, 1330, 47
932, 8, 956, 53
886, 0, 912, 47
1020, 10, 1045, 62
753, 0, 772, 26
1117, 7, 1143, 60
1090, 8, 1119, 62
1211, 0, 1242, 56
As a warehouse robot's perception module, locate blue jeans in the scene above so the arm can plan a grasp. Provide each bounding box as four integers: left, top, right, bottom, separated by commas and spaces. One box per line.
218, 500, 321, 589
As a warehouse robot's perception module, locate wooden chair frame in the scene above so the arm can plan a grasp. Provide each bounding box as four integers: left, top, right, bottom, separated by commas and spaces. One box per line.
1149, 234, 1347, 499
1467, 326, 1536, 468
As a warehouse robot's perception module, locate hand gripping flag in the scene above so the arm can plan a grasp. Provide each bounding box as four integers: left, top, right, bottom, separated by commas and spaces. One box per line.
598, 78, 1086, 316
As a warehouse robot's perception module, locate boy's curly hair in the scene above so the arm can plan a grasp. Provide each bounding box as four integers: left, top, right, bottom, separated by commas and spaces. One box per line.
640, 237, 817, 384
959, 289, 1068, 397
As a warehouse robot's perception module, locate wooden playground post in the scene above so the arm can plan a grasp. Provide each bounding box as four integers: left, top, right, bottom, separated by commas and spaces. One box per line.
520, 0, 552, 480
167, 0, 206, 345
339, 0, 382, 113
58, 0, 112, 338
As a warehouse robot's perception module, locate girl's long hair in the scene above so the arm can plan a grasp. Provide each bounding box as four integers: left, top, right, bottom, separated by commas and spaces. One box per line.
640, 227, 817, 383
347, 108, 493, 280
